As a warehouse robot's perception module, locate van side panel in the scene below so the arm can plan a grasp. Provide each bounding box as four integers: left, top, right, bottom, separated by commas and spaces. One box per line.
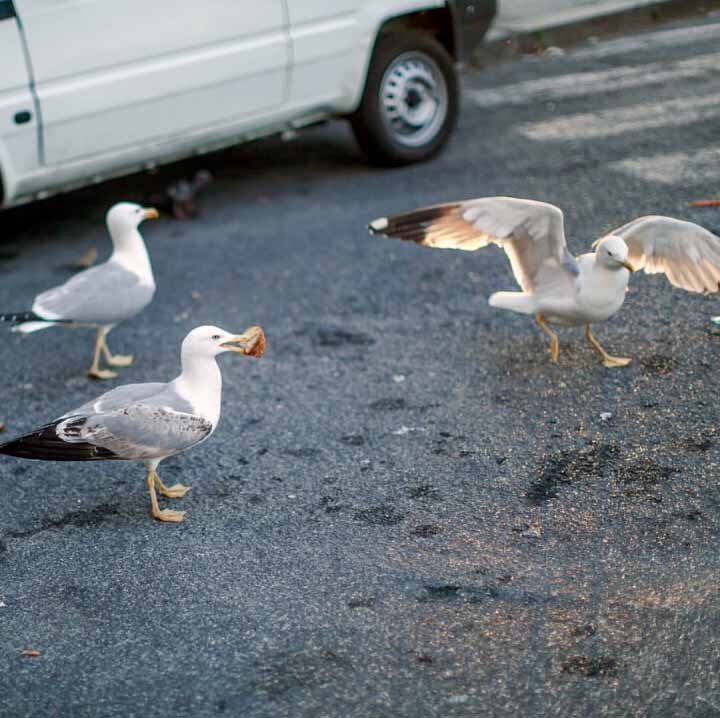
13, 0, 290, 167
0, 10, 39, 202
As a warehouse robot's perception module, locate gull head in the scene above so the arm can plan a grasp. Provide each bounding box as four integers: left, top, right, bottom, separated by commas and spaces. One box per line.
595, 235, 635, 272
106, 202, 159, 238
182, 325, 266, 360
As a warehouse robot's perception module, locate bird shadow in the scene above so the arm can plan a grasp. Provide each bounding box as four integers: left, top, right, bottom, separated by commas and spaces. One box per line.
2, 499, 156, 544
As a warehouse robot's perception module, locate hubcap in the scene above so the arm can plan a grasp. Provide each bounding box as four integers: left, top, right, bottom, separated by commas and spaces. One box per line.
379, 51, 448, 148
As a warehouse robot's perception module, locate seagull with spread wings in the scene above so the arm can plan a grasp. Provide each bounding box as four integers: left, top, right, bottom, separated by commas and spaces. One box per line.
0, 325, 265, 523
0, 202, 159, 379
369, 197, 720, 366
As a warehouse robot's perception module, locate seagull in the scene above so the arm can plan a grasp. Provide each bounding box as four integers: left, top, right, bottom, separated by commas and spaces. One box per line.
0, 325, 265, 523
0, 202, 159, 379
369, 196, 720, 366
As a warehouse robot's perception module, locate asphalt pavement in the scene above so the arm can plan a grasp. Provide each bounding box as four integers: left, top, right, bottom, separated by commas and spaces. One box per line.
2, 14, 720, 718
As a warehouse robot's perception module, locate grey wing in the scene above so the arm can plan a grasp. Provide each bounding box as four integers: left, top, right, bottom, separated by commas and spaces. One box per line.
63, 382, 170, 418
57, 404, 213, 460
369, 196, 577, 292
32, 261, 155, 323
612, 215, 720, 293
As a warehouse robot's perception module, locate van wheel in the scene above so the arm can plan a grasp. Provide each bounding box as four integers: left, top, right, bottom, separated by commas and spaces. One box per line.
350, 31, 458, 166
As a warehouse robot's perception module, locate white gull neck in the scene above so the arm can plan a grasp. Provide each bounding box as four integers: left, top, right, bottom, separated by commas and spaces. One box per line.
172, 352, 223, 426
109, 227, 155, 287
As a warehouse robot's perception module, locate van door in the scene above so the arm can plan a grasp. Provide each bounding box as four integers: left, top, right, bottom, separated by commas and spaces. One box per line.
12, 0, 290, 167
285, 1, 360, 108
0, 1, 40, 196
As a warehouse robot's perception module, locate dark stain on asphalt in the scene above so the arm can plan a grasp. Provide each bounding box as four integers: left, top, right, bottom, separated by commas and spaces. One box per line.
672, 509, 702, 521
254, 647, 352, 698
416, 581, 504, 605
560, 655, 619, 678
354, 504, 405, 526
419, 583, 461, 602
410, 524, 443, 537
616, 459, 679, 501
408, 483, 442, 501
369, 398, 407, 411
319, 496, 346, 514
529, 444, 680, 505
570, 624, 597, 638
681, 436, 713, 452
339, 434, 366, 446
528, 444, 619, 505
312, 327, 375, 348
347, 595, 375, 608
640, 354, 678, 375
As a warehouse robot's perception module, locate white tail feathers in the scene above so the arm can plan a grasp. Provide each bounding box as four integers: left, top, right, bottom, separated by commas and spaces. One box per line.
14, 321, 57, 334
489, 291, 537, 315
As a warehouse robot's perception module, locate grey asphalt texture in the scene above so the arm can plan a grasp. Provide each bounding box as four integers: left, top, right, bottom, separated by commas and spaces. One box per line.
2, 16, 720, 718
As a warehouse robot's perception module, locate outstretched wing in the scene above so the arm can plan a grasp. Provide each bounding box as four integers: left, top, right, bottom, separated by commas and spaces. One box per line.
612, 216, 720, 293
369, 196, 577, 292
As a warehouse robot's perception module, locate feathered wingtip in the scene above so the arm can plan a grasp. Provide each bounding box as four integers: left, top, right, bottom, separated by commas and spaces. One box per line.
0, 311, 65, 333
367, 203, 462, 243
0, 311, 42, 325
0, 421, 119, 462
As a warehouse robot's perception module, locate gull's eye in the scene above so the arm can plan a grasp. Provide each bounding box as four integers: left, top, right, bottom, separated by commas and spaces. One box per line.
212, 334, 221, 340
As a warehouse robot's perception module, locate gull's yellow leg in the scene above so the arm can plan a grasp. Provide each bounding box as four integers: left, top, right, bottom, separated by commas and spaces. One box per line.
147, 470, 186, 523
100, 333, 134, 368
87, 328, 118, 380
535, 314, 560, 364
585, 325, 631, 368
153, 472, 191, 499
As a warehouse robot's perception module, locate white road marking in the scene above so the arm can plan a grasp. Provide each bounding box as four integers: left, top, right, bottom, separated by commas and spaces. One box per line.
466, 52, 720, 108
518, 92, 720, 141
571, 20, 720, 60
610, 148, 720, 185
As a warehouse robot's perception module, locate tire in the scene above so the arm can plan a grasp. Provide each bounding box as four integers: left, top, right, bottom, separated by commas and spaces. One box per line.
350, 30, 459, 166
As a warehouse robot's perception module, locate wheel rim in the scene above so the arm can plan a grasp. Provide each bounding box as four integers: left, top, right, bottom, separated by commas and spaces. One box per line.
379, 50, 448, 149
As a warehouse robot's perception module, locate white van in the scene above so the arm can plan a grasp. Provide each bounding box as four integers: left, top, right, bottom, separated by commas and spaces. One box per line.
0, 1, 495, 209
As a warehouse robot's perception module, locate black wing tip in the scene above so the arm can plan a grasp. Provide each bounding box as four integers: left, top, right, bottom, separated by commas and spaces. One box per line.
0, 422, 119, 462
368, 203, 463, 240
0, 311, 42, 325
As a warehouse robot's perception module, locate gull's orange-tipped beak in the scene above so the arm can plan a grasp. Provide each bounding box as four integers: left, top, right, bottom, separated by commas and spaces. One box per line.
622, 259, 635, 273
143, 207, 159, 220
221, 326, 266, 357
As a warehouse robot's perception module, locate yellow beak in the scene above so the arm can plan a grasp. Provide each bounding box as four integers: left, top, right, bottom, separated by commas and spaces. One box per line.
143, 207, 159, 220
221, 326, 266, 358
621, 259, 635, 272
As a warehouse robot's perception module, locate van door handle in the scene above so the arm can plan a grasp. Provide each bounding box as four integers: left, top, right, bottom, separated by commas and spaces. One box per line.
0, 1, 16, 21
14, 110, 32, 125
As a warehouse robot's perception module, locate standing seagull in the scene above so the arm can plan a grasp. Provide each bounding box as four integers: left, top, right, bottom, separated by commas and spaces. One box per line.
369, 196, 720, 366
0, 325, 265, 523
0, 202, 159, 379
